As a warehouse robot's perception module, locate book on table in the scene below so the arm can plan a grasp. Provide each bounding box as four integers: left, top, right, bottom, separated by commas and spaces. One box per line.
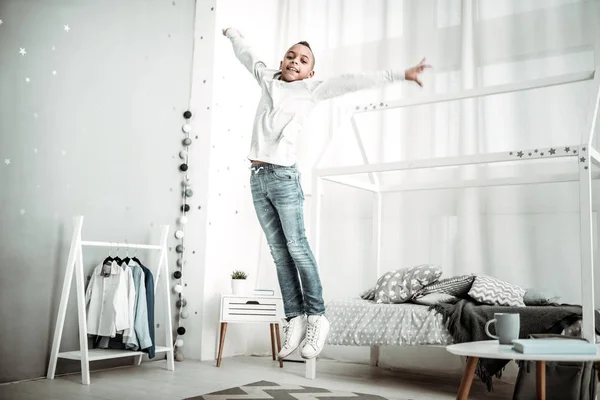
512, 335, 597, 355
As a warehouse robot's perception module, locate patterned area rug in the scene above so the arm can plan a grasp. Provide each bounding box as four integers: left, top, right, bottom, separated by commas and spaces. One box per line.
184, 380, 404, 400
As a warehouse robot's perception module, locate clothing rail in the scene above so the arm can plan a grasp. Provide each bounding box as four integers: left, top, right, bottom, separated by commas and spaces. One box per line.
46, 216, 174, 385
80, 241, 162, 250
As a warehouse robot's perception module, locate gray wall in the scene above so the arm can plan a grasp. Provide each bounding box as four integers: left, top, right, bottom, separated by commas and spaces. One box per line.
0, 0, 196, 383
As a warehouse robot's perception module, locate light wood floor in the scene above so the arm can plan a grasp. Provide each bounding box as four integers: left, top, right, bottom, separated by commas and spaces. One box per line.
0, 356, 514, 400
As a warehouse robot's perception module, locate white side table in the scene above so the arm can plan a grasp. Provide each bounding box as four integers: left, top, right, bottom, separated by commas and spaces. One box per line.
216, 294, 285, 368
447, 340, 600, 400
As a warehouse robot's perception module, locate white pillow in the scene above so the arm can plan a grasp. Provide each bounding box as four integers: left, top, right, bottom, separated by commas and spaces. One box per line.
468, 275, 525, 307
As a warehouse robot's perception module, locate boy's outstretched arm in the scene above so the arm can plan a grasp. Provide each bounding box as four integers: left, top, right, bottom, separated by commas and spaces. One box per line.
312, 58, 432, 101
222, 27, 266, 84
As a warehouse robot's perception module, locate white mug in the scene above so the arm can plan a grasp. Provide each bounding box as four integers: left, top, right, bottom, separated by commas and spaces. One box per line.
485, 313, 520, 345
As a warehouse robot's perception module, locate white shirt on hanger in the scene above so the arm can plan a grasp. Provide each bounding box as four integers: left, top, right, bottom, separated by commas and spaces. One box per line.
85, 261, 134, 337
121, 263, 137, 341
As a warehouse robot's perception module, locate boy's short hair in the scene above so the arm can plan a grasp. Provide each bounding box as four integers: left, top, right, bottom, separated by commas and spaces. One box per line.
296, 41, 315, 68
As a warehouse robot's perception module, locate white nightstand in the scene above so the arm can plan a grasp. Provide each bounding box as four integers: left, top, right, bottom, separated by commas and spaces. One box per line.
216, 293, 285, 368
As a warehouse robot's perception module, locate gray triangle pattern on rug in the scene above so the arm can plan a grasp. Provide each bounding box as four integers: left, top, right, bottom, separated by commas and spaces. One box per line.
184, 380, 393, 400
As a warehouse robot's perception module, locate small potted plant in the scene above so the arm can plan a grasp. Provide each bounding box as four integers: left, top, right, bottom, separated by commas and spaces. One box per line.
231, 270, 249, 295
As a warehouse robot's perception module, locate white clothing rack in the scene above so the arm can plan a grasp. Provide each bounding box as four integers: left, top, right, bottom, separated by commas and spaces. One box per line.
46, 216, 175, 385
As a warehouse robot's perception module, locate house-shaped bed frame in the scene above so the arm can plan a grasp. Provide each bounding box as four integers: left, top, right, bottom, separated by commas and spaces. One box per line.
305, 51, 600, 380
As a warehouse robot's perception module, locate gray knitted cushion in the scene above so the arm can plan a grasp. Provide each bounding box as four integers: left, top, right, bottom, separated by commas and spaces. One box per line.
415, 274, 475, 298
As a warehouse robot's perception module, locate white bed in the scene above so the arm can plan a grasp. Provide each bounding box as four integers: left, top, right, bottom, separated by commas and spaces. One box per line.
325, 297, 452, 347
305, 51, 600, 379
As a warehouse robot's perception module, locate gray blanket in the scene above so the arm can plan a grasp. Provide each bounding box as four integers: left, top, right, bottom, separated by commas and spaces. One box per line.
431, 300, 588, 391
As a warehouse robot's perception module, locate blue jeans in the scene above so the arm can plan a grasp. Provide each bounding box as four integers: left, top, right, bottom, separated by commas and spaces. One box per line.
250, 163, 325, 318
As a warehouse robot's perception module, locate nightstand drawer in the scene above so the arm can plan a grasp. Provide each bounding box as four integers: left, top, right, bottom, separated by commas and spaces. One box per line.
221, 296, 284, 322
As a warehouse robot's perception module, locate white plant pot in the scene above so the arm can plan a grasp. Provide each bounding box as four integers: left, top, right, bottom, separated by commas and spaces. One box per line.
231, 279, 248, 295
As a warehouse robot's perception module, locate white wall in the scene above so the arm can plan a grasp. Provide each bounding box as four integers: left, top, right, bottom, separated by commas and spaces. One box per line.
195, 0, 283, 361
0, 0, 196, 383
179, 0, 218, 364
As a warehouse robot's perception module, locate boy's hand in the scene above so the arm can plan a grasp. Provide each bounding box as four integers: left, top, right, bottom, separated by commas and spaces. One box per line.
404, 58, 432, 87
222, 28, 243, 38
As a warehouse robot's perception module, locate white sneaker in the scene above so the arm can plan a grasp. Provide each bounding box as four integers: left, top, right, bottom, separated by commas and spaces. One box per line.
300, 315, 330, 359
278, 315, 307, 359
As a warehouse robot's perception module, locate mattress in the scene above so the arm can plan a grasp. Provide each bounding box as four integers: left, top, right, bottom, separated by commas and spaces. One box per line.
324, 297, 453, 346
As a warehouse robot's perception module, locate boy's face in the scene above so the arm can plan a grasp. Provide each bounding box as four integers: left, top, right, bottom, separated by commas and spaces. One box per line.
279, 44, 314, 82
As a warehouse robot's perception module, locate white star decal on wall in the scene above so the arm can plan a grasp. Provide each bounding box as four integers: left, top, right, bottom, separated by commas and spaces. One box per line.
61, 150, 66, 156
0, 20, 3, 25
64, 24, 70, 32
4, 158, 10, 165
52, 46, 56, 50
19, 48, 26, 56
20, 209, 25, 215
33, 148, 38, 154
52, 70, 57, 75
25, 77, 30, 83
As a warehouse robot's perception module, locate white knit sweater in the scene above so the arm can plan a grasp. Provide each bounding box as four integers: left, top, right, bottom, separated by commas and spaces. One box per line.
226, 28, 407, 167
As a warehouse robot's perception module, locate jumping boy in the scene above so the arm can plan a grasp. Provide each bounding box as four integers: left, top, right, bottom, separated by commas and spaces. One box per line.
223, 27, 431, 360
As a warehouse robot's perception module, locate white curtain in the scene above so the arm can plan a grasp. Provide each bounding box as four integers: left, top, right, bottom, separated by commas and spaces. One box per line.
210, 0, 600, 326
